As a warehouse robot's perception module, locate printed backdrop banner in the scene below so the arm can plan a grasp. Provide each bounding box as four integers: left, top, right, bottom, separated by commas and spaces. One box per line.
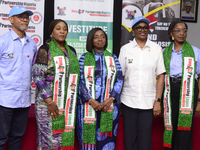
0, 0, 44, 48
54, 0, 114, 59
0, 0, 45, 103
121, 0, 180, 48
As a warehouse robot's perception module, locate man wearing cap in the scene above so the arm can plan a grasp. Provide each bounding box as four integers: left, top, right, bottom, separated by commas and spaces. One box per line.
0, 5, 37, 149
118, 16, 165, 150
182, 2, 194, 18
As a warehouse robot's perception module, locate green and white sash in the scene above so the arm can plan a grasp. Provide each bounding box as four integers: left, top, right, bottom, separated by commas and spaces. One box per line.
82, 49, 117, 148
163, 41, 196, 148
49, 39, 80, 149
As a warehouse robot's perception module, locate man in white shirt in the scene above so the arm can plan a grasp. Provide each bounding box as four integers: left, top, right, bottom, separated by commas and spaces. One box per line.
118, 16, 166, 150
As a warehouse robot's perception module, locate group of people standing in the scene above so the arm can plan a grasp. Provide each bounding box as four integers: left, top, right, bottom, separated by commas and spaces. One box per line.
0, 5, 200, 150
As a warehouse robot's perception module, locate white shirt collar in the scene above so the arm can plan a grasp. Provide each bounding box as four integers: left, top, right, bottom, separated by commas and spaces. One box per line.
132, 38, 151, 48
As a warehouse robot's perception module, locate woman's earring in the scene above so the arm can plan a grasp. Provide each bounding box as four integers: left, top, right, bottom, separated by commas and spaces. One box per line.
50, 35, 53, 38
172, 36, 174, 40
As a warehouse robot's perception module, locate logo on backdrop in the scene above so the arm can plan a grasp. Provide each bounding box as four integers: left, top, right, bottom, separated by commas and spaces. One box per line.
26, 26, 36, 33
122, 4, 158, 32
0, 13, 9, 20
0, 22, 12, 28
31, 12, 42, 24
126, 10, 136, 20
57, 7, 66, 16
71, 9, 111, 17
2, 2, 36, 10
78, 9, 84, 14
122, 4, 143, 29
31, 34, 42, 47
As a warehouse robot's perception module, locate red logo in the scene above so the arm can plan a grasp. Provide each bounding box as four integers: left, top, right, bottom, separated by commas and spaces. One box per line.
87, 67, 94, 84
33, 15, 39, 21
187, 58, 193, 75
31, 82, 36, 88
58, 57, 64, 74
71, 75, 76, 92
109, 57, 115, 72
33, 37, 39, 44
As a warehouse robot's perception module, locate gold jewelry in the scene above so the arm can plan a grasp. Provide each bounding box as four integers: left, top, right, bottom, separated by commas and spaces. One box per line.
51, 113, 53, 115
172, 36, 174, 40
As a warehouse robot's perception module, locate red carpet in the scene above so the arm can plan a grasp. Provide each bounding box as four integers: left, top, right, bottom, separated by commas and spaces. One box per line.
4, 105, 200, 150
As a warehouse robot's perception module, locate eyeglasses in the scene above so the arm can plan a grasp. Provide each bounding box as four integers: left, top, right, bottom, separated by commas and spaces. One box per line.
173, 29, 187, 34
17, 15, 30, 21
133, 26, 149, 32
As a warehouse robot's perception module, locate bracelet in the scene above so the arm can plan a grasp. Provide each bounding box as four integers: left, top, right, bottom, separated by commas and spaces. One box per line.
47, 101, 53, 106
198, 98, 200, 102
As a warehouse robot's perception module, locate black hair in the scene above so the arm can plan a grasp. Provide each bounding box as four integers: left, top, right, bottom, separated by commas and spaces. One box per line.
168, 19, 188, 41
86, 28, 108, 52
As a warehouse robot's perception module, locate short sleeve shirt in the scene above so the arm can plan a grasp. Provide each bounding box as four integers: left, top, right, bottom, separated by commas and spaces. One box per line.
118, 38, 166, 109
0, 29, 37, 108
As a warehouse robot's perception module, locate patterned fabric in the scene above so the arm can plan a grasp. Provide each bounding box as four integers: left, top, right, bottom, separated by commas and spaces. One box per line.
76, 50, 123, 150
82, 50, 117, 147
33, 44, 77, 149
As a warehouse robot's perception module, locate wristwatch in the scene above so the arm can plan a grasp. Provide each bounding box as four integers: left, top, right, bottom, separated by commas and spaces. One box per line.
155, 98, 161, 102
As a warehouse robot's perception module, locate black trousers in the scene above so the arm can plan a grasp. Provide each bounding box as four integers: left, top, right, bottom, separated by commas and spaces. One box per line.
0, 105, 30, 150
165, 80, 198, 150
122, 104, 153, 150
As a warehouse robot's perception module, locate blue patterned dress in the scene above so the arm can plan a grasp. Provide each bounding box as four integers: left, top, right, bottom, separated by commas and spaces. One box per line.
76, 51, 123, 150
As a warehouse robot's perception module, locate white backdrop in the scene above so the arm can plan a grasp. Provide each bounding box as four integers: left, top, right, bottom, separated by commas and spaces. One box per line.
54, 0, 114, 59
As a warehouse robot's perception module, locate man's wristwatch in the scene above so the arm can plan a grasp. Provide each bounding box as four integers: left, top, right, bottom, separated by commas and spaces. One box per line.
155, 98, 161, 102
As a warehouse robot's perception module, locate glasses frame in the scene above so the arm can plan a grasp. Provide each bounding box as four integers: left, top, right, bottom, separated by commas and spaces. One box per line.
132, 26, 149, 32
16, 15, 30, 21
173, 29, 188, 35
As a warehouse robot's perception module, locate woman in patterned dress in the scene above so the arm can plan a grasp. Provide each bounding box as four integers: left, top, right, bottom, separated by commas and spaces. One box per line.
32, 19, 79, 149
76, 28, 123, 150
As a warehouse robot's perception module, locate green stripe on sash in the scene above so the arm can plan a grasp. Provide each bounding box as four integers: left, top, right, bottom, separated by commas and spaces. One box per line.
82, 49, 117, 146
49, 38, 80, 148
163, 41, 195, 148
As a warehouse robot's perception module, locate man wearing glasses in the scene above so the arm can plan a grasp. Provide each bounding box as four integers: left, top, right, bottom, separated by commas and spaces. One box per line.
0, 5, 37, 150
